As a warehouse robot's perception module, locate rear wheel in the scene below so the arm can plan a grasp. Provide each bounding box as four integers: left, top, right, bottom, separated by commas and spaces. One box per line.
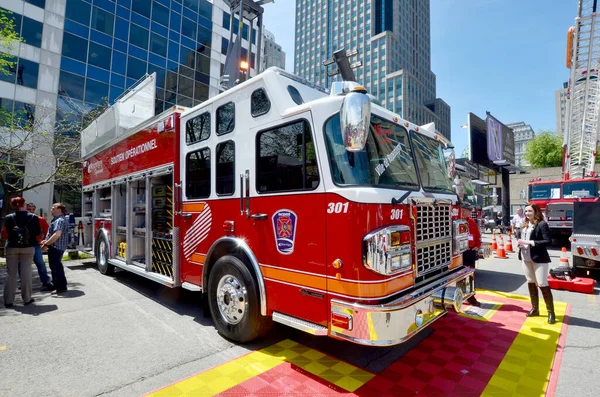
96, 233, 114, 275
207, 255, 272, 343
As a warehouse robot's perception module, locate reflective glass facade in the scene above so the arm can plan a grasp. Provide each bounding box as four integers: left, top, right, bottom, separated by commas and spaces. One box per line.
0, 0, 260, 214
57, 0, 214, 124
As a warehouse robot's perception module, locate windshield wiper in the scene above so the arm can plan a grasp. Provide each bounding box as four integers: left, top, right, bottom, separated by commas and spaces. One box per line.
392, 190, 412, 206
426, 185, 453, 192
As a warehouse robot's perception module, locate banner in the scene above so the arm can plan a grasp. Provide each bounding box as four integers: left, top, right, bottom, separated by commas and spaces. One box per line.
486, 113, 503, 162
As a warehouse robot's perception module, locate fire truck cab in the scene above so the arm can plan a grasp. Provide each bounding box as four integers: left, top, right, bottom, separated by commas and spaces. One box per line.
81, 68, 475, 346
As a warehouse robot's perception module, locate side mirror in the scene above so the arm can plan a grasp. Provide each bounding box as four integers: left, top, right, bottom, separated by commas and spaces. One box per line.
340, 90, 371, 152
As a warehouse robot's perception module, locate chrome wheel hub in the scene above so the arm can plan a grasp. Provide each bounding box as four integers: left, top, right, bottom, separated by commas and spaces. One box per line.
98, 241, 106, 266
216, 275, 247, 325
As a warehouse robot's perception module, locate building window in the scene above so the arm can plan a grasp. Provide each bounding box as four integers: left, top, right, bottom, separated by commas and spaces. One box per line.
58, 71, 85, 100
216, 140, 235, 196
130, 24, 149, 50
186, 147, 211, 199
21, 16, 43, 48
91, 7, 114, 35
256, 120, 319, 193
65, 0, 91, 26
88, 42, 112, 70
216, 102, 235, 135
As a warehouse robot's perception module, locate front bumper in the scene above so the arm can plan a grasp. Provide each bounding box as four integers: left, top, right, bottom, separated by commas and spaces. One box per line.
330, 267, 475, 346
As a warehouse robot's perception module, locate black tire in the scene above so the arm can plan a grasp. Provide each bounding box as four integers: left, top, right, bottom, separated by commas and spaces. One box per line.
95, 233, 114, 275
207, 255, 272, 343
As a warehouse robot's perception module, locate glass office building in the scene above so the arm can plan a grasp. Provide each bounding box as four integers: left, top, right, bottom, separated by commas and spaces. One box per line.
294, 0, 451, 140
0, 0, 259, 214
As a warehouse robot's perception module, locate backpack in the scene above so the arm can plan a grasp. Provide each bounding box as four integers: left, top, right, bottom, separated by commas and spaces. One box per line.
7, 214, 34, 247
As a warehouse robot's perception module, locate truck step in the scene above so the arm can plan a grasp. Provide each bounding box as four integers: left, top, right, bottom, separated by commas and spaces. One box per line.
272, 312, 328, 336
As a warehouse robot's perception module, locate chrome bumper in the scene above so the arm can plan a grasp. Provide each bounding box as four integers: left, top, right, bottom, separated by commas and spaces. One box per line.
330, 267, 475, 346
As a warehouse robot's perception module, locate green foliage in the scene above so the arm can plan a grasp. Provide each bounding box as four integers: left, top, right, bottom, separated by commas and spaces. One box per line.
0, 8, 22, 76
523, 131, 563, 168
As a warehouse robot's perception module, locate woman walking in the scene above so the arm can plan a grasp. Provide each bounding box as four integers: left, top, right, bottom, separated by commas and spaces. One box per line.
517, 204, 556, 324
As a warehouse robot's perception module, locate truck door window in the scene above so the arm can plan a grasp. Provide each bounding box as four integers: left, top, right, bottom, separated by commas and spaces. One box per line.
256, 120, 319, 193
251, 88, 270, 117
216, 140, 235, 196
185, 111, 210, 145
216, 102, 235, 135
186, 147, 211, 199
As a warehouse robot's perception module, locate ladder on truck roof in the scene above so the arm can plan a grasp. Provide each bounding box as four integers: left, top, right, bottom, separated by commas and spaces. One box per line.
564, 0, 600, 179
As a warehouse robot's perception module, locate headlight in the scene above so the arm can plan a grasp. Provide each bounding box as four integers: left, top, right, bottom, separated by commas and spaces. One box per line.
363, 226, 412, 276
453, 219, 469, 255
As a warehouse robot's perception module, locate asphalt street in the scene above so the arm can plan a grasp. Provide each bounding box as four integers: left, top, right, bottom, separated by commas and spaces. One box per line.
0, 236, 598, 397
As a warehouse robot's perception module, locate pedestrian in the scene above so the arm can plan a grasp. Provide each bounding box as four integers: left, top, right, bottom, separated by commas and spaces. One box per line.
511, 207, 526, 239
461, 204, 481, 307
26, 203, 54, 291
41, 203, 70, 294
2, 197, 41, 308
517, 203, 556, 324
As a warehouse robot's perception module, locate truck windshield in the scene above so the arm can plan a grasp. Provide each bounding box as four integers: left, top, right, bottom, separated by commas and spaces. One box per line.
529, 183, 561, 200
323, 113, 419, 189
563, 181, 599, 198
410, 131, 454, 193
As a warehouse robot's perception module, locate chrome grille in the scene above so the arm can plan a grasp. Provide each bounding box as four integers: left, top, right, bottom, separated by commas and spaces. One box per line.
417, 241, 452, 276
416, 204, 451, 241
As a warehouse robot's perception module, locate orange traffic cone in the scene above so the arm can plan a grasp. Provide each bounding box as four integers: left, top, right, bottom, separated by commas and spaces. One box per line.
491, 232, 497, 250
505, 231, 514, 253
559, 247, 570, 267
495, 235, 507, 259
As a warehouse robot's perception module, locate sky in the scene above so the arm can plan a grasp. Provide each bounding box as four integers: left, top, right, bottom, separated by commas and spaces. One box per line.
261, 0, 576, 155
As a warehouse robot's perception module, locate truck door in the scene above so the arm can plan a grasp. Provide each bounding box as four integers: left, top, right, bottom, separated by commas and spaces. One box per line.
245, 114, 328, 326
179, 105, 213, 286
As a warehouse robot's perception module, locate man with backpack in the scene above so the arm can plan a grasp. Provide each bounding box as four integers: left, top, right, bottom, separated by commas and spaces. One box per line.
41, 203, 69, 294
2, 197, 41, 308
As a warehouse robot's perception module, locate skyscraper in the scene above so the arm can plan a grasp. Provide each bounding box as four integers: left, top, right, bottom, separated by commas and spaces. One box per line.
261, 28, 285, 71
0, 0, 260, 214
294, 0, 451, 139
506, 122, 535, 167
555, 81, 568, 136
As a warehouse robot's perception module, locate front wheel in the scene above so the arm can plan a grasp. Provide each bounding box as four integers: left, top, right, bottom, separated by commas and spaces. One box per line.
95, 233, 114, 275
207, 255, 272, 343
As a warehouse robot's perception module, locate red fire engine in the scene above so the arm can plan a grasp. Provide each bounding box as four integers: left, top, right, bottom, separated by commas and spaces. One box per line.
81, 68, 475, 346
528, 177, 600, 236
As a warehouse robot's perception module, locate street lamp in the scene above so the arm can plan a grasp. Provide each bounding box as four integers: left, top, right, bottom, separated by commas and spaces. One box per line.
240, 60, 249, 82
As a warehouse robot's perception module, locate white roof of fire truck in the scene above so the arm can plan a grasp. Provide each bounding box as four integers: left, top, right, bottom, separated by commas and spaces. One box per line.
82, 67, 439, 160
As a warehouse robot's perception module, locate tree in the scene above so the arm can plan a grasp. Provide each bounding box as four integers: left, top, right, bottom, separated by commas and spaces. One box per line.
523, 130, 563, 168
1, 9, 105, 216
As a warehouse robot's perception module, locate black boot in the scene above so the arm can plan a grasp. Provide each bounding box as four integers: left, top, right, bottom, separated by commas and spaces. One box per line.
527, 283, 539, 317
541, 286, 556, 324
467, 296, 481, 307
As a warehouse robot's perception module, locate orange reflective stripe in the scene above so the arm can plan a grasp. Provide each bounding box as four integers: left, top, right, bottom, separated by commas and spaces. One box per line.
261, 266, 414, 299
327, 276, 413, 298
261, 267, 327, 291
190, 253, 206, 264
182, 203, 206, 212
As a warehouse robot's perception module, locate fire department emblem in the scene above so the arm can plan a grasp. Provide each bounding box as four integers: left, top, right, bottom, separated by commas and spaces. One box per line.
272, 210, 297, 255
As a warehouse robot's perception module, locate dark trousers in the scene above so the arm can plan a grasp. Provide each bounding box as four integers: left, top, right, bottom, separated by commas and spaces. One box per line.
463, 248, 478, 268
48, 247, 67, 290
